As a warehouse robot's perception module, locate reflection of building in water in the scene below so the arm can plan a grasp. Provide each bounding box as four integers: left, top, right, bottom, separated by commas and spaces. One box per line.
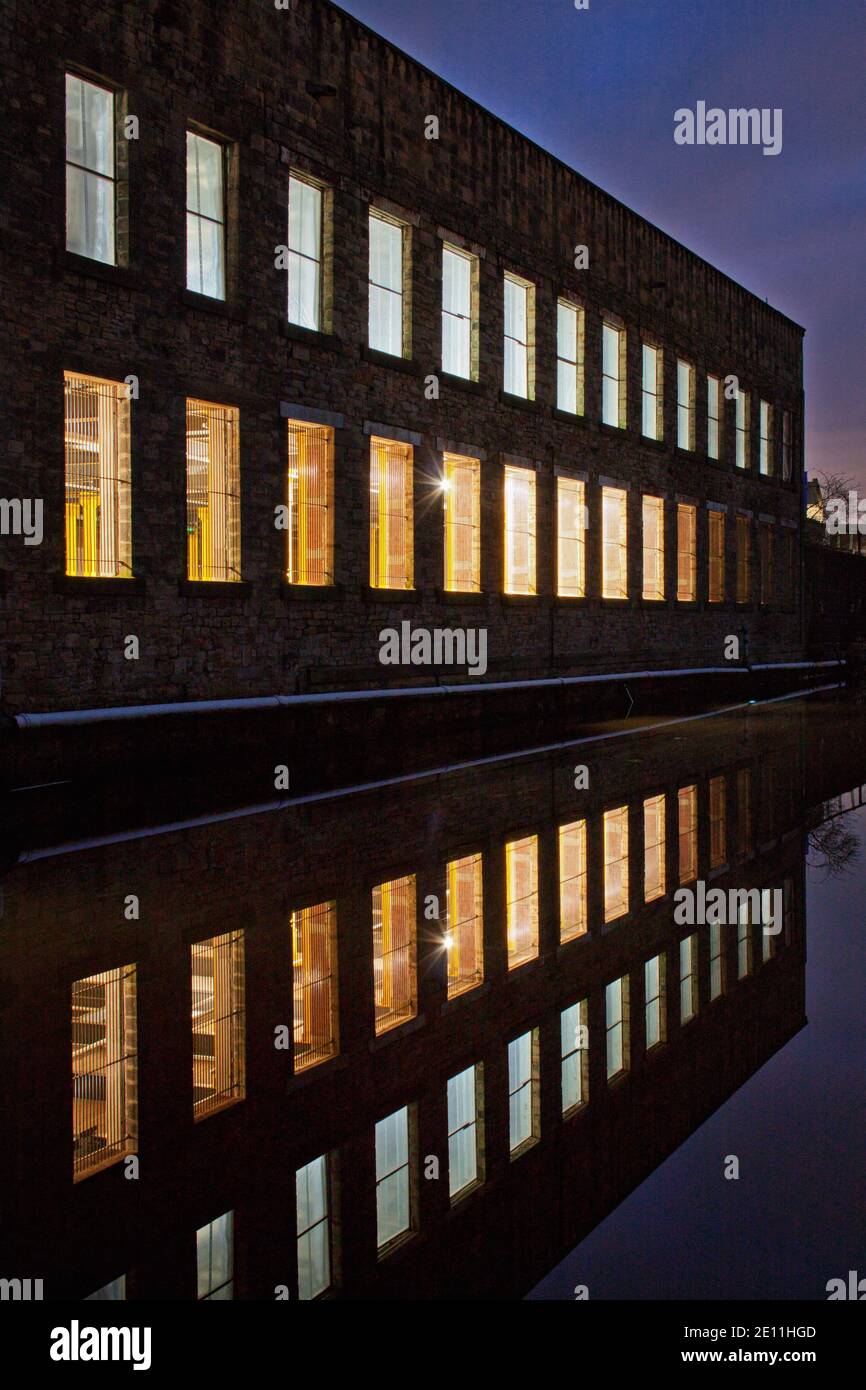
2, 697, 863, 1300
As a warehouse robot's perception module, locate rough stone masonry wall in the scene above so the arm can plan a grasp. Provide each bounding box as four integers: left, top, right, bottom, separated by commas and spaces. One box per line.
0, 0, 804, 712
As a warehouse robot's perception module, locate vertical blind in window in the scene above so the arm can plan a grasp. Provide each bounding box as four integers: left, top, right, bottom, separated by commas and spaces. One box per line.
503, 274, 530, 397
504, 465, 536, 595
287, 420, 333, 585
708, 510, 725, 602
759, 400, 773, 476
72, 966, 137, 1179
64, 372, 132, 578
605, 976, 628, 1078
197, 1211, 233, 1300
191, 932, 245, 1117
602, 487, 628, 599
505, 835, 539, 968
709, 775, 727, 868
368, 213, 403, 355
642, 344, 661, 439
372, 876, 417, 1035
442, 245, 473, 378
677, 503, 696, 602
677, 360, 694, 450
447, 1065, 479, 1199
292, 901, 338, 1071
561, 1000, 588, 1113
601, 323, 623, 427
557, 301, 581, 414
642, 495, 664, 600
65, 74, 116, 264
370, 436, 413, 589
186, 131, 226, 300
443, 453, 480, 592
736, 515, 751, 602
186, 399, 240, 582
736, 390, 749, 468
557, 476, 585, 597
707, 374, 721, 459
445, 854, 483, 998
643, 793, 666, 902
296, 1155, 332, 1299
559, 819, 587, 943
603, 807, 629, 921
678, 785, 698, 884
680, 935, 698, 1021
288, 174, 322, 330
645, 955, 664, 1049
376, 1106, 412, 1249
508, 1030, 535, 1152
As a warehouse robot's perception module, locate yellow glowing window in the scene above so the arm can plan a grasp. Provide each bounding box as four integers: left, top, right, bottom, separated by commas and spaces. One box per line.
736, 515, 751, 602
760, 524, 774, 604
505, 835, 539, 969
370, 436, 413, 590
186, 399, 240, 582
443, 453, 481, 592
602, 487, 628, 599
643, 793, 666, 903
72, 965, 137, 1180
677, 503, 696, 602
504, 465, 536, 595
604, 806, 629, 922
291, 901, 338, 1072
372, 875, 417, 1034
642, 495, 664, 600
678, 785, 698, 885
557, 477, 586, 597
286, 420, 333, 585
559, 820, 587, 944
64, 372, 132, 579
708, 510, 725, 603
709, 775, 727, 870
445, 854, 484, 998
191, 931, 245, 1119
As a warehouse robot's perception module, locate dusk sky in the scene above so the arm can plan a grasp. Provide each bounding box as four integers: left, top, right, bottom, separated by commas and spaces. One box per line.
339, 0, 866, 488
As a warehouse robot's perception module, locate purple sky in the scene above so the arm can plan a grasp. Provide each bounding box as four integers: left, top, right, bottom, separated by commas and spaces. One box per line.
337, 0, 866, 487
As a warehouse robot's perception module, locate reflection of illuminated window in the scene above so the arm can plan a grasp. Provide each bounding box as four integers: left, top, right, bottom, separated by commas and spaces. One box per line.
506, 836, 539, 968
709, 775, 727, 869
678, 785, 698, 884
372, 876, 416, 1034
444, 453, 481, 592
559, 820, 587, 943
64, 372, 132, 579
286, 420, 333, 585
445, 854, 483, 998
604, 807, 629, 921
504, 465, 536, 595
72, 965, 137, 1180
679, 935, 698, 1022
602, 487, 628, 599
645, 954, 666, 1049
291, 902, 338, 1071
447, 1065, 482, 1200
508, 1029, 539, 1153
296, 1154, 333, 1299
191, 932, 245, 1118
561, 1000, 588, 1114
605, 976, 629, 1079
197, 1211, 233, 1300
643, 794, 666, 902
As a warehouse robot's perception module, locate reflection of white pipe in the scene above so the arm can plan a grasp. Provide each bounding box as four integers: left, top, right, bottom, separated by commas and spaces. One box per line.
15, 681, 844, 864
13, 659, 844, 729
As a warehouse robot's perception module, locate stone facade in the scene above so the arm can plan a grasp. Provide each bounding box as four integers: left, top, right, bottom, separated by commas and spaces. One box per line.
0, 0, 804, 713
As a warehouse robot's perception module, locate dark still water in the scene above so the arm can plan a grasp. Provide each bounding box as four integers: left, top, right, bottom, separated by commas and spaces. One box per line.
2, 689, 865, 1301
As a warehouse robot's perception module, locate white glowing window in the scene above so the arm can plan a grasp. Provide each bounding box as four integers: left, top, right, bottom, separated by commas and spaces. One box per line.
66, 74, 115, 265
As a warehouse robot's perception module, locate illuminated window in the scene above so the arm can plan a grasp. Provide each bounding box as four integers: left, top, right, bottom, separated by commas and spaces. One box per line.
736, 515, 752, 603
643, 793, 666, 902
72, 966, 137, 1180
85, 1276, 126, 1301
708, 509, 725, 603
709, 775, 727, 869
605, 976, 629, 1080
368, 211, 405, 356
782, 409, 793, 481
737, 768, 753, 856
66, 74, 116, 264
372, 875, 417, 1034
286, 420, 333, 585
736, 388, 750, 469
505, 835, 539, 969
678, 785, 698, 885
504, 464, 536, 595
288, 174, 323, 330
443, 453, 481, 592
561, 1000, 589, 1114
559, 820, 587, 944
677, 503, 696, 601
641, 344, 663, 440
370, 436, 413, 589
707, 374, 721, 459
508, 1029, 539, 1154
504, 273, 533, 398
296, 1154, 333, 1299
645, 954, 666, 1050
737, 902, 752, 978
604, 806, 629, 922
557, 476, 586, 597
677, 360, 695, 450
679, 935, 698, 1023
642, 495, 664, 600
442, 245, 476, 379
197, 1211, 233, 1300
602, 322, 625, 427
186, 131, 225, 299
602, 486, 628, 598
185, 399, 240, 582
447, 1064, 483, 1200
64, 372, 132, 579
759, 400, 773, 476
557, 300, 584, 414
191, 932, 245, 1118
291, 901, 338, 1072
709, 922, 724, 1000
760, 524, 774, 604
445, 853, 484, 998
376, 1105, 415, 1251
